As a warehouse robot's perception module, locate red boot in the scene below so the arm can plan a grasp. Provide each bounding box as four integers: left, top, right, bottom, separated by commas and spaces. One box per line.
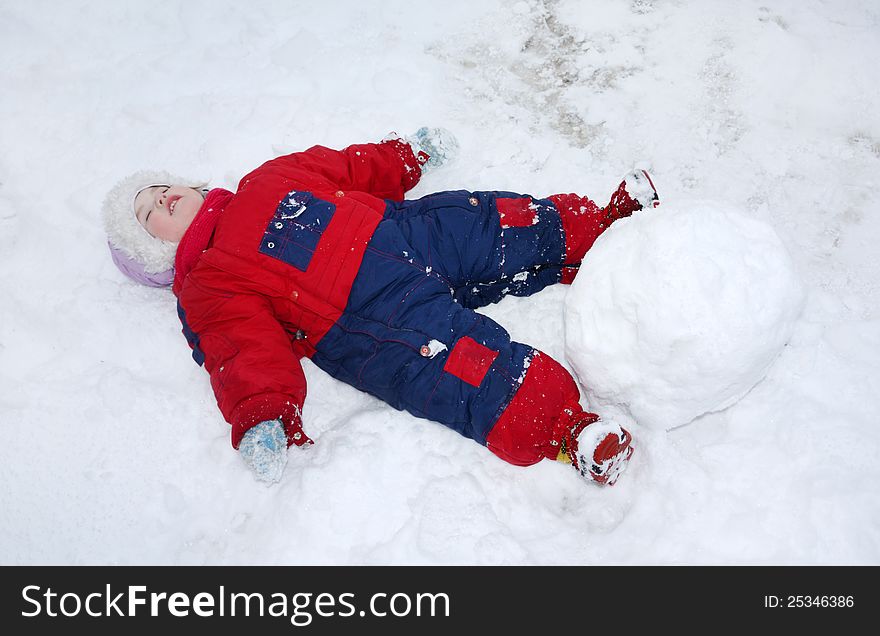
551, 169, 659, 268
603, 169, 660, 225
555, 408, 634, 486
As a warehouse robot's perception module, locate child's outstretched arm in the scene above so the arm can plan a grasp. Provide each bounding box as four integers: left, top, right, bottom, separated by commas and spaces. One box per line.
243, 128, 457, 202
177, 288, 311, 479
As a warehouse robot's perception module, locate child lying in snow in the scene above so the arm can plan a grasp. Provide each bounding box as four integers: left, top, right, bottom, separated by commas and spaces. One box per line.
103, 128, 658, 486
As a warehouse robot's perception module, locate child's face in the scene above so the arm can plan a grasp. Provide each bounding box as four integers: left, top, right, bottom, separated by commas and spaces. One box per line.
134, 185, 205, 242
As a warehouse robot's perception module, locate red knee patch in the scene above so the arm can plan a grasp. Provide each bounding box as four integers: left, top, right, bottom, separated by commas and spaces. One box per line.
443, 336, 499, 387
497, 197, 537, 228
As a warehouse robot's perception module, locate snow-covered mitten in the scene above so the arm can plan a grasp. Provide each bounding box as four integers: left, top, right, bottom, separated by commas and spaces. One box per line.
403, 127, 459, 174
239, 419, 289, 484
603, 169, 660, 224
556, 410, 634, 486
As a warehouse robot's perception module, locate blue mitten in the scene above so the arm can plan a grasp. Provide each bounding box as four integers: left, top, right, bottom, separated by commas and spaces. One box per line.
239, 419, 289, 484
404, 127, 459, 174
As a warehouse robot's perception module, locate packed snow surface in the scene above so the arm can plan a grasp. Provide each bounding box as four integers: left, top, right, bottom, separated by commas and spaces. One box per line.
565, 202, 805, 430
2, 0, 879, 565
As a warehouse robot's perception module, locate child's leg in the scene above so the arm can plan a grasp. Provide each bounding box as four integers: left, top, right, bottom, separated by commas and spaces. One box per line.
484, 347, 634, 485
549, 169, 659, 265
389, 190, 574, 308
312, 220, 634, 484
389, 174, 658, 309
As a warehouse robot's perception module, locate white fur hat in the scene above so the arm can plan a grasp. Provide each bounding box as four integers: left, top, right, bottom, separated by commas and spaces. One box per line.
102, 170, 201, 275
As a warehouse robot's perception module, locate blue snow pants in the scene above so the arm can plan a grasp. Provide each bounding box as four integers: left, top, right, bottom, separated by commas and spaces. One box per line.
311, 190, 570, 444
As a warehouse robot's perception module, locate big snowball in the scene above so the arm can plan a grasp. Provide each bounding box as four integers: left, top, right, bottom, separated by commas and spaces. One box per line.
564, 200, 805, 430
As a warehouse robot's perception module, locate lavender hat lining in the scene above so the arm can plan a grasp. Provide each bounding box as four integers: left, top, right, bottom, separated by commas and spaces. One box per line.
108, 242, 175, 287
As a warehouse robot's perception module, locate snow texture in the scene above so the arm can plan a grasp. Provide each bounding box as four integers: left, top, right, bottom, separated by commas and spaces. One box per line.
2, 0, 880, 565
565, 201, 805, 430
425, 340, 448, 358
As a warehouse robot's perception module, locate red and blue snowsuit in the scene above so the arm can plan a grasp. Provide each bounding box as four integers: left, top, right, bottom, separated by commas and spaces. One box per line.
175, 139, 612, 467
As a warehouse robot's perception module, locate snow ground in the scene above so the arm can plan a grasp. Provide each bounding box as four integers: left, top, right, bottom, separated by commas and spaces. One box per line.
1, 0, 878, 565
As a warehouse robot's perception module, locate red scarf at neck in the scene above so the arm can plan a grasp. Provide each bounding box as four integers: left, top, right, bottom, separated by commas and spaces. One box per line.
172, 188, 234, 296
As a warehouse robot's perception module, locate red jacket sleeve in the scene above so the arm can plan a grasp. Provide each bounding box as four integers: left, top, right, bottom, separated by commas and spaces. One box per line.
244, 139, 425, 201
177, 290, 309, 450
